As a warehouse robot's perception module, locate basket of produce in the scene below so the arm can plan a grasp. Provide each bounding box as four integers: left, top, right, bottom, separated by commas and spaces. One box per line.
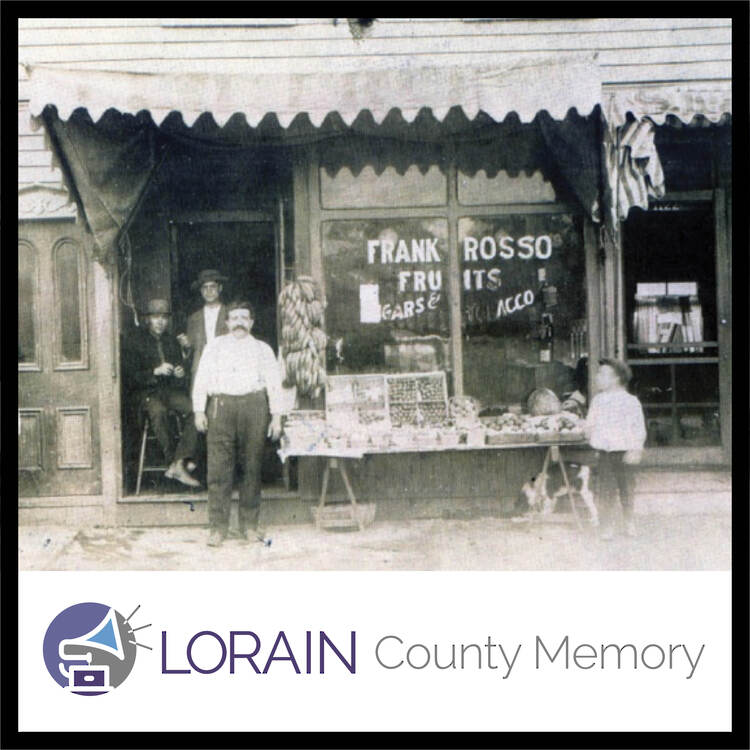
449, 395, 482, 429
465, 427, 486, 447
435, 428, 461, 448
528, 413, 585, 442
482, 413, 535, 444
311, 502, 377, 529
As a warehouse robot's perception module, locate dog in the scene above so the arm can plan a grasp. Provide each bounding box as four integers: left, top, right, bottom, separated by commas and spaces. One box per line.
513, 463, 598, 526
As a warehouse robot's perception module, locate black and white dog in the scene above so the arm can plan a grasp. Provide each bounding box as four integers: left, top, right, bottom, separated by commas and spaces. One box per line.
513, 463, 598, 526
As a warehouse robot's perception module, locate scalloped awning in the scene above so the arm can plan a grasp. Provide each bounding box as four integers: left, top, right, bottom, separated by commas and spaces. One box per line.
603, 81, 732, 126
26, 55, 603, 127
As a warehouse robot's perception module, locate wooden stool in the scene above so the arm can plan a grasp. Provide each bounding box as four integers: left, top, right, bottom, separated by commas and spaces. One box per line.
135, 413, 183, 496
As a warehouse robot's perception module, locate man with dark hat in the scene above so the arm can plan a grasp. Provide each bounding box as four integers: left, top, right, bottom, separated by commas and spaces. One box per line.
177, 269, 229, 380
123, 298, 200, 488
192, 299, 284, 547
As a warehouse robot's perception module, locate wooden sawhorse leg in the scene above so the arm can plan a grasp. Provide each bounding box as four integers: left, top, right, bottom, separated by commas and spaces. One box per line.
530, 446, 553, 521
532, 445, 583, 530
317, 457, 364, 531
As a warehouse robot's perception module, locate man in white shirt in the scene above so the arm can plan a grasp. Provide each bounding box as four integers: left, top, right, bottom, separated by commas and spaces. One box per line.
193, 300, 283, 547
178, 269, 229, 381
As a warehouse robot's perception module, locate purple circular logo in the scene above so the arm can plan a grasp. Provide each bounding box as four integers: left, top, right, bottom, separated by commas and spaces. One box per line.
43, 602, 144, 695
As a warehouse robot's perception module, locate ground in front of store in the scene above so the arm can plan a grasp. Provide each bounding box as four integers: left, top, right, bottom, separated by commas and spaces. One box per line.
19, 469, 731, 571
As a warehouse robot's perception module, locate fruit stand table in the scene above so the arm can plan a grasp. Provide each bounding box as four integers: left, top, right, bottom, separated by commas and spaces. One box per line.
278, 437, 588, 531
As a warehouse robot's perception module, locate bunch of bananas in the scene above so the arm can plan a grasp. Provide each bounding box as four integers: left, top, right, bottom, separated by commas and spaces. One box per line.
278, 276, 327, 398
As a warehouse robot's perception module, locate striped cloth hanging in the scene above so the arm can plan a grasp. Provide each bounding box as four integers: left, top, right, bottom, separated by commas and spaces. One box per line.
603, 116, 665, 230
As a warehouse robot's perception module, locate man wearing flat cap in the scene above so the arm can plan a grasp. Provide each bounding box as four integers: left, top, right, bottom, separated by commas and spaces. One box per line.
123, 298, 200, 488
192, 299, 283, 547
178, 269, 229, 380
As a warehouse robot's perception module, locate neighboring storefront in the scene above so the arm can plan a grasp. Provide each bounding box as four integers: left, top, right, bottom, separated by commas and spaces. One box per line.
18, 55, 732, 523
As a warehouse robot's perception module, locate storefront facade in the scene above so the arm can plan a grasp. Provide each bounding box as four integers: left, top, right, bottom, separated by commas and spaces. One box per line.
18, 18, 733, 524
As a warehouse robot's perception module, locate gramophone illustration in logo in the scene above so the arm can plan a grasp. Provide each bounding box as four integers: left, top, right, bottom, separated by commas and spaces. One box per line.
43, 602, 151, 695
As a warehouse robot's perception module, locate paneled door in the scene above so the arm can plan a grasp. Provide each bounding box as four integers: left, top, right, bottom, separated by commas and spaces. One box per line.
18, 219, 102, 497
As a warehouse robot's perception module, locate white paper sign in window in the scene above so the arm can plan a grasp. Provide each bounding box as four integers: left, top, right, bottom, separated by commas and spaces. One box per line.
359, 283, 381, 324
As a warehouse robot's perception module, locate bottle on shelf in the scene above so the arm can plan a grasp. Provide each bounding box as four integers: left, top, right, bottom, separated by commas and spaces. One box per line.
538, 267, 558, 308
539, 313, 554, 363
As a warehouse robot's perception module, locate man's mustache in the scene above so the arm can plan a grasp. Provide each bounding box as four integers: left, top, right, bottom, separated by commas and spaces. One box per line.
230, 322, 250, 330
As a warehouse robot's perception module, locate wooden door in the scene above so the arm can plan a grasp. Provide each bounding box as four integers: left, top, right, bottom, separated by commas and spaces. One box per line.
18, 219, 102, 497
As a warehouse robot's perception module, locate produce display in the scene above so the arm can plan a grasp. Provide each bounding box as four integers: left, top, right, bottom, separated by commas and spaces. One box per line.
483, 411, 585, 444
281, 373, 587, 456
448, 395, 482, 429
527, 388, 562, 416
326, 374, 389, 432
279, 277, 327, 399
386, 372, 448, 428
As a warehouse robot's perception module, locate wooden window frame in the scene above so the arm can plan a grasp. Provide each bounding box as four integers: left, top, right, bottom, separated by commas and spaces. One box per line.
308, 144, 586, 397
318, 164, 449, 211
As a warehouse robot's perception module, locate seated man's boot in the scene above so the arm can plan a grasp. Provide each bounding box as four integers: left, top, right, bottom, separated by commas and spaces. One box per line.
165, 459, 201, 488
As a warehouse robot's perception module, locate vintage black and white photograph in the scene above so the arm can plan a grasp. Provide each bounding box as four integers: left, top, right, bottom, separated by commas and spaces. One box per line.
18, 17, 732, 572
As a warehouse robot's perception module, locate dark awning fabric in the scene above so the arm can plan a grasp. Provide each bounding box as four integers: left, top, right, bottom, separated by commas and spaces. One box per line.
28, 57, 607, 264
39, 102, 604, 265
40, 108, 170, 265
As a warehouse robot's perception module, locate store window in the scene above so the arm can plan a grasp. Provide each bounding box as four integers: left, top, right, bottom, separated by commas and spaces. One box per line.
18, 240, 39, 368
322, 218, 451, 376
458, 169, 556, 206
320, 165, 447, 209
624, 205, 720, 447
458, 213, 587, 410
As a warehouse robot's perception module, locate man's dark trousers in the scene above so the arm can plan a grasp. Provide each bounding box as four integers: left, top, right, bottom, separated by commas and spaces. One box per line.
139, 387, 198, 464
207, 392, 270, 534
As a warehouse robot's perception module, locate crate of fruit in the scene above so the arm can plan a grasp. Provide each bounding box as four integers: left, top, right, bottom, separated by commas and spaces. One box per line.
325, 374, 391, 432
385, 371, 448, 429
485, 431, 536, 445
544, 431, 586, 443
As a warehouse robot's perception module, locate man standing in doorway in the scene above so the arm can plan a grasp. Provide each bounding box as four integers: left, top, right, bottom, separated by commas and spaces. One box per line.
124, 299, 200, 488
177, 269, 229, 380
192, 300, 284, 547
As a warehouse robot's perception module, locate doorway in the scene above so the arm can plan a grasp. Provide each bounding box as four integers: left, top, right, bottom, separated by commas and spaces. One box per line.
170, 219, 279, 352
121, 215, 285, 496
18, 219, 102, 498
623, 201, 722, 451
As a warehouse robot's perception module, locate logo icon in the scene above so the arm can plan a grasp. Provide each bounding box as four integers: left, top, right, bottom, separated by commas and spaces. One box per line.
43, 602, 150, 695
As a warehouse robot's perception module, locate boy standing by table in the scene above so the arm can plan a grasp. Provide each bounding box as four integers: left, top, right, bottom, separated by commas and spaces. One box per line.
585, 359, 647, 540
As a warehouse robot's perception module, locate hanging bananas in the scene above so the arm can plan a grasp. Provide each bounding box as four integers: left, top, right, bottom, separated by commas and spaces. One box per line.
278, 276, 327, 398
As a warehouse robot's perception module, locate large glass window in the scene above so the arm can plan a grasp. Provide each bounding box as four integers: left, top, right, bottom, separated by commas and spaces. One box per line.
315, 138, 586, 405
458, 213, 586, 409
458, 169, 556, 206
320, 165, 447, 209
322, 218, 451, 375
